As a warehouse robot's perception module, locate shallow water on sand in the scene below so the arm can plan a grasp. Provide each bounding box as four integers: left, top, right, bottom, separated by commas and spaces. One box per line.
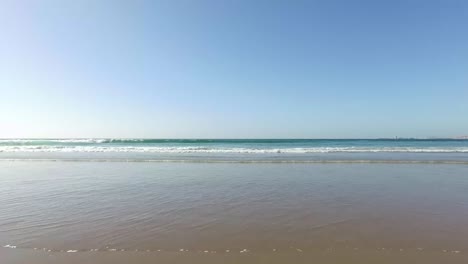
1, 162, 468, 263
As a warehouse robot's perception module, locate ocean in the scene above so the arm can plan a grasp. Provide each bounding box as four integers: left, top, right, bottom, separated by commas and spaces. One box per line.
1, 138, 468, 162
1, 139, 468, 263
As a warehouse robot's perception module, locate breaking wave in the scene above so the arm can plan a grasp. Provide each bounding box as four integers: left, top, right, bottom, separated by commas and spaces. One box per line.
1, 146, 468, 153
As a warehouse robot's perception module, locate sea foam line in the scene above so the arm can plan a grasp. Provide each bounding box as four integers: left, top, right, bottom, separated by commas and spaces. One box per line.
2, 245, 464, 255
1, 146, 468, 153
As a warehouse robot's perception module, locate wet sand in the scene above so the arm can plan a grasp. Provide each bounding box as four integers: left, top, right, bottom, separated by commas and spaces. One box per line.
1, 161, 468, 263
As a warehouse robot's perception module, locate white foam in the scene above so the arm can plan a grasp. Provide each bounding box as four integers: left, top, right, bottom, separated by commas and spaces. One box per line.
0, 245, 465, 255
2, 145, 468, 153
3, 245, 16, 249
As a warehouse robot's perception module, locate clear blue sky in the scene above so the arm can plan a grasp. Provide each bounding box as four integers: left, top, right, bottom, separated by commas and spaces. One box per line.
1, 0, 467, 138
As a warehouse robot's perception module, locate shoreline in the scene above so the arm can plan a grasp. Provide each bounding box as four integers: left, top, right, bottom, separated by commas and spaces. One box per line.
2, 247, 467, 264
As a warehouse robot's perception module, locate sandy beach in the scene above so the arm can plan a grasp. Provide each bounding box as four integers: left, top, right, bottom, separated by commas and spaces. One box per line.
1, 161, 468, 263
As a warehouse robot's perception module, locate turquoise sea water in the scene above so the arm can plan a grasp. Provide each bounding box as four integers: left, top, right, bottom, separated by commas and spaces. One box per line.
1, 138, 468, 151
1, 139, 468, 162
